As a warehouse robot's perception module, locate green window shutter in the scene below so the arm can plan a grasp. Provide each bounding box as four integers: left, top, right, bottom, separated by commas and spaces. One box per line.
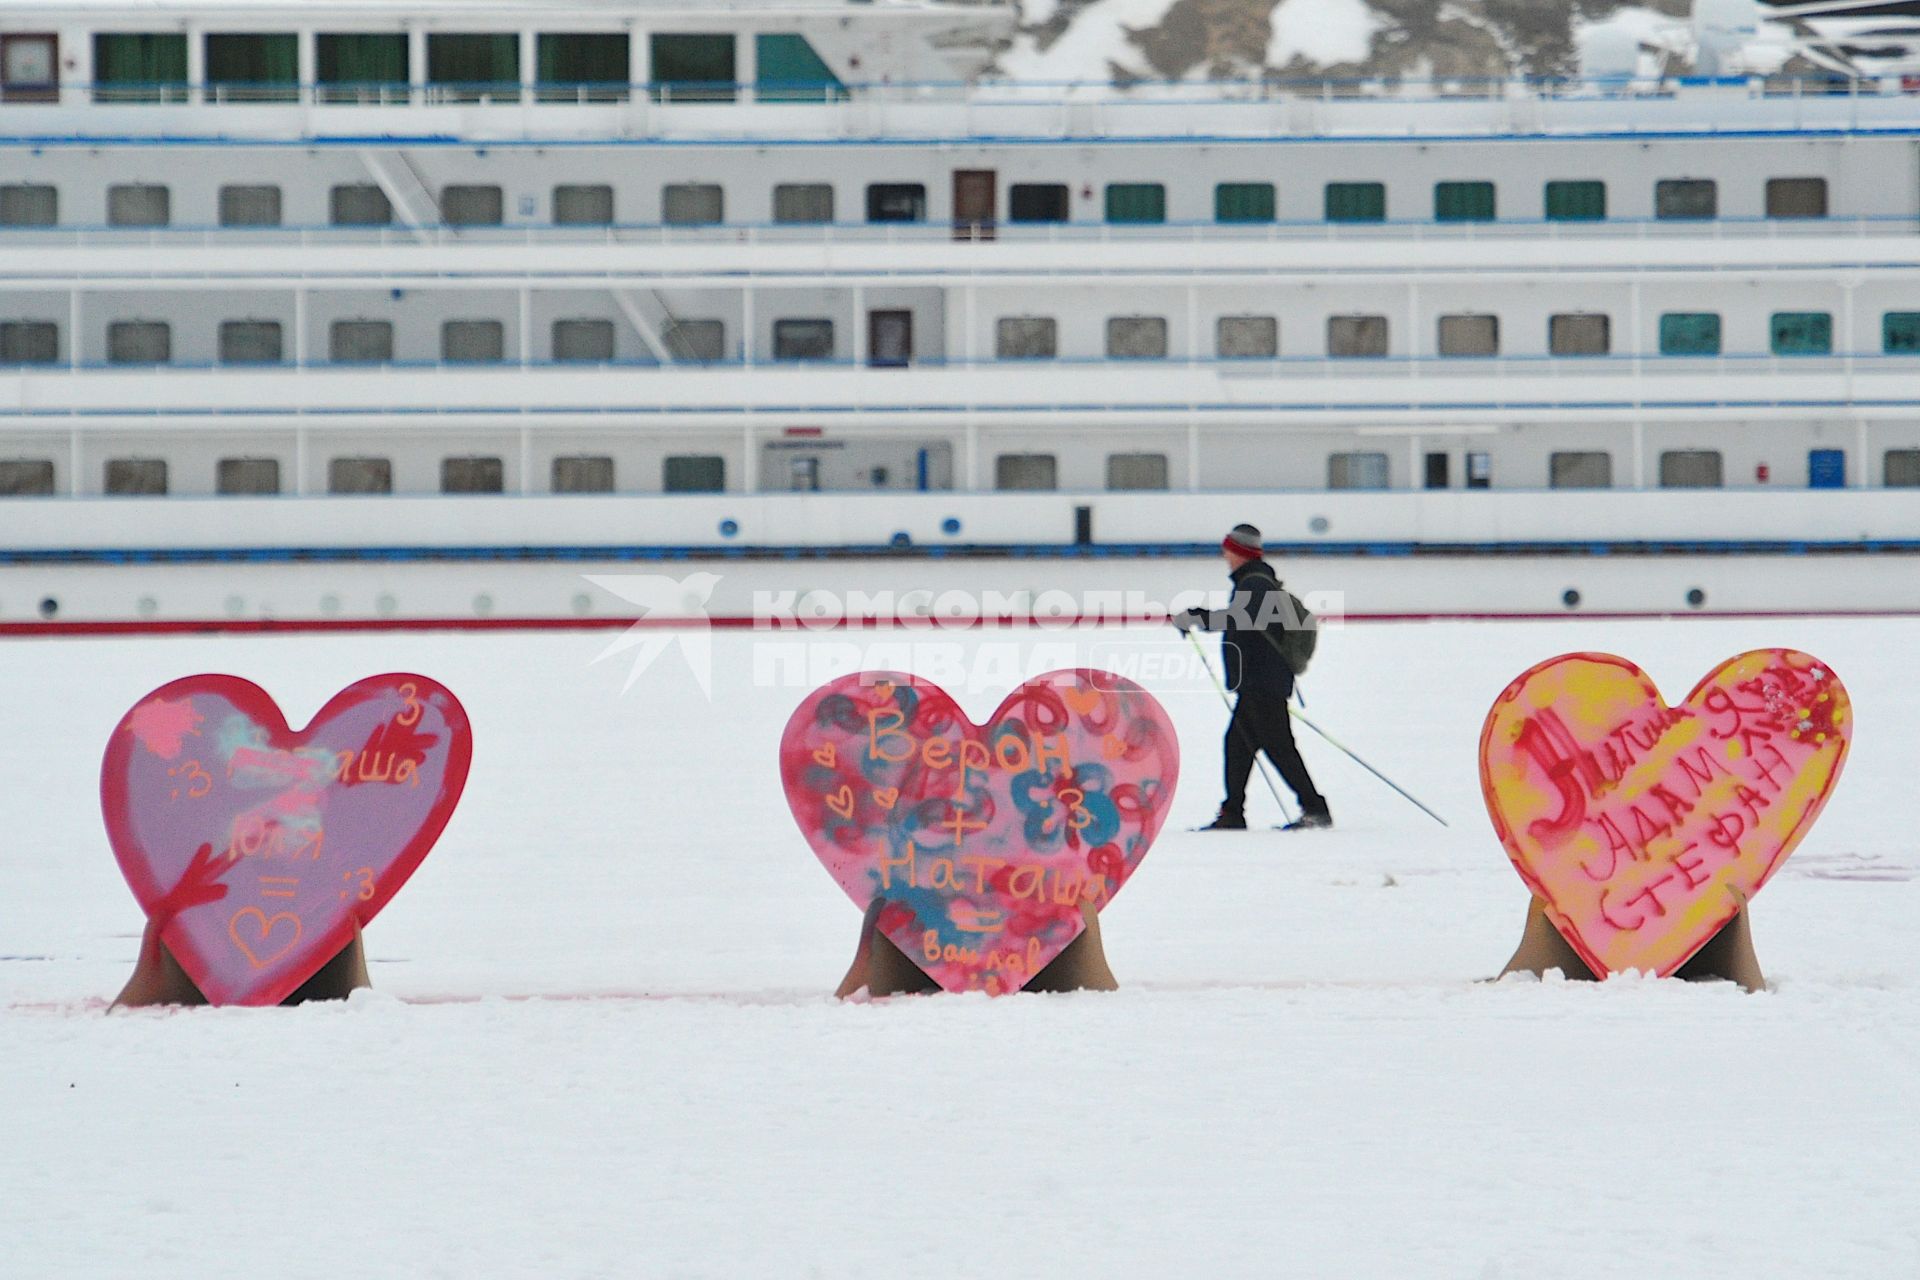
1105, 183, 1165, 224
1544, 180, 1605, 221
428, 34, 518, 96
93, 34, 188, 101
1771, 312, 1832, 355
1884, 312, 1920, 354
205, 34, 298, 101
651, 33, 736, 102
1325, 182, 1384, 223
317, 34, 408, 89
1659, 313, 1721, 355
1215, 182, 1275, 223
1435, 181, 1495, 222
755, 34, 843, 102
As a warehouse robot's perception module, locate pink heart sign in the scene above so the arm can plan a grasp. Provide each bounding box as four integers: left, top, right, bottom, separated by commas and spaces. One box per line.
780, 669, 1179, 994
1479, 649, 1850, 978
101, 674, 472, 1006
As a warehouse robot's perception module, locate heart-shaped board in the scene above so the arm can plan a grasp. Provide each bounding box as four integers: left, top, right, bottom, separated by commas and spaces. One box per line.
101, 674, 472, 1006
1480, 648, 1849, 978
781, 669, 1179, 994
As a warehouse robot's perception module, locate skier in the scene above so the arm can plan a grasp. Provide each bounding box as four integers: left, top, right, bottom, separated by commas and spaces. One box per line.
1173, 523, 1332, 831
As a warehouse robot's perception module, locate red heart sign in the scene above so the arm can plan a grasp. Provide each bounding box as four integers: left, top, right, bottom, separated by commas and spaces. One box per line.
1479, 649, 1850, 977
781, 669, 1179, 994
101, 674, 472, 1006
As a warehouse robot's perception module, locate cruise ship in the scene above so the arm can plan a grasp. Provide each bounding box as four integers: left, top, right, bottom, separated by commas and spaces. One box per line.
1, 0, 1917, 626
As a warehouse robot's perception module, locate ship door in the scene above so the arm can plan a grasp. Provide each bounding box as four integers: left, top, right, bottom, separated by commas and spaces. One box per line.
788, 456, 821, 492
0, 34, 58, 103
953, 170, 996, 241
869, 310, 912, 367
915, 445, 953, 491
1808, 449, 1845, 488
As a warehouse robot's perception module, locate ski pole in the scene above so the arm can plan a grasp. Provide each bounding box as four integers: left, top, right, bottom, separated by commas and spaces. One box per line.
1284, 704, 1449, 828
1184, 629, 1295, 825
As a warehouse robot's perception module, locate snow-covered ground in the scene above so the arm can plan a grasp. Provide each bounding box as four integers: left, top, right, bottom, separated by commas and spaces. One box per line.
4, 615, 1918, 1277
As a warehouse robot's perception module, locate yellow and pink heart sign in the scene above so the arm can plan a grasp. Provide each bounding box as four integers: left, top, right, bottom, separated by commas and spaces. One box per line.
1479, 648, 1850, 978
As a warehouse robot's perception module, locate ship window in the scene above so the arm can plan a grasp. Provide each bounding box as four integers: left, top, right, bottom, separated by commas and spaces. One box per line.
218, 458, 280, 495
1, 33, 57, 101
1324, 182, 1385, 222
1107, 453, 1169, 491
1770, 311, 1832, 355
665, 319, 726, 362
1885, 313, 1920, 353
664, 454, 725, 492
443, 320, 505, 363
1328, 315, 1388, 358
427, 34, 519, 103
553, 455, 615, 493
1437, 314, 1499, 357
866, 184, 925, 223
553, 318, 616, 362
1107, 316, 1168, 359
663, 183, 723, 226
107, 321, 170, 364
995, 454, 1057, 491
1215, 182, 1275, 223
442, 185, 504, 227
219, 321, 283, 364
554, 184, 614, 225
1886, 450, 1920, 487
328, 457, 392, 494
0, 321, 58, 364
651, 33, 735, 103
1217, 315, 1277, 358
1655, 179, 1716, 220
1549, 313, 1610, 356
996, 317, 1056, 359
1660, 450, 1723, 488
1434, 181, 1495, 222
330, 320, 393, 363
204, 34, 297, 103
0, 459, 54, 496
774, 319, 834, 361
105, 458, 167, 495
443, 456, 505, 494
0, 185, 56, 227
1009, 184, 1070, 223
439, 452, 503, 495
219, 185, 281, 227
217, 457, 281, 496
330, 184, 393, 227
93, 34, 187, 103
774, 183, 835, 224
316, 34, 408, 103
107, 184, 169, 228
1549, 451, 1613, 489
755, 33, 845, 103
1328, 452, 1390, 490
1766, 177, 1827, 218
1105, 183, 1165, 224
1544, 180, 1605, 221
536, 33, 629, 103
1660, 312, 1721, 355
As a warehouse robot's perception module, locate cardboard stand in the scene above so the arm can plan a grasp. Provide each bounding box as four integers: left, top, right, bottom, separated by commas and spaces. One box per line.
836, 899, 1119, 998
1499, 895, 1765, 992
112, 923, 370, 1008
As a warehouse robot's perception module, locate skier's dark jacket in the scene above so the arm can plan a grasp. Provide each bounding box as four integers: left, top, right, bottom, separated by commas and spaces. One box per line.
1188, 558, 1311, 698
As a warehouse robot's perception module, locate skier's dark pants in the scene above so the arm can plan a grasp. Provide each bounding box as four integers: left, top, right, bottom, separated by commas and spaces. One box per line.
1223, 691, 1326, 818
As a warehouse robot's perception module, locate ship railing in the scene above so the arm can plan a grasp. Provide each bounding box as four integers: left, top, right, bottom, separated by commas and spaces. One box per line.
4, 213, 1916, 250
7, 353, 1912, 380
31, 70, 1919, 112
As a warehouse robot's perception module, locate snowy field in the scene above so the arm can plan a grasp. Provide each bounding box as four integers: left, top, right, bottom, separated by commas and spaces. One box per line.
4, 616, 1918, 1277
